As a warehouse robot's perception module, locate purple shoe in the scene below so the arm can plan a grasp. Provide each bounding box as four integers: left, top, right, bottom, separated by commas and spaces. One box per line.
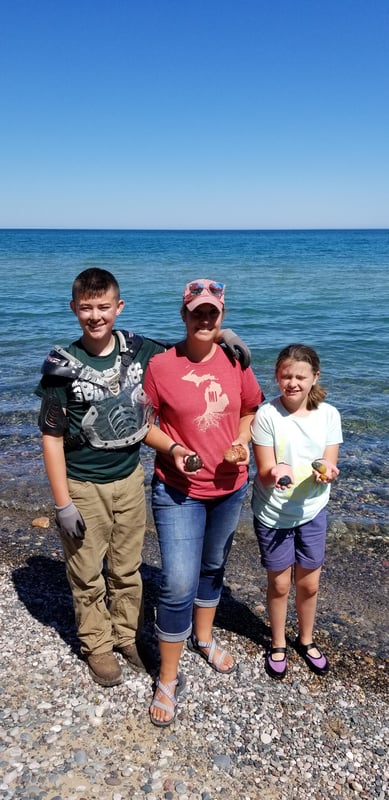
295, 637, 329, 676
265, 646, 287, 680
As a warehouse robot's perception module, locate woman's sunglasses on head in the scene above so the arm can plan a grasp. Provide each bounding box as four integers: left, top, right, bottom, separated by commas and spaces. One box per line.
187, 281, 225, 298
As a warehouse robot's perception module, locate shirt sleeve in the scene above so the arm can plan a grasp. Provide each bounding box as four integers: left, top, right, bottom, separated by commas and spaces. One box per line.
325, 405, 343, 445
35, 376, 68, 407
143, 360, 160, 414
250, 402, 274, 445
241, 366, 265, 411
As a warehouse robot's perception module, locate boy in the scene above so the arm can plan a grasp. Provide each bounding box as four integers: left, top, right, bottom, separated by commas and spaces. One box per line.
36, 268, 249, 687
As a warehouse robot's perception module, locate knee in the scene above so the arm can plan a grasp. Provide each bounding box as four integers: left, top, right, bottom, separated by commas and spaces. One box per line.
161, 572, 195, 603
296, 577, 319, 600
269, 572, 291, 598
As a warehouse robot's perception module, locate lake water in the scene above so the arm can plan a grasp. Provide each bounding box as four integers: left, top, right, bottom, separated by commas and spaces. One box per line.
0, 228, 388, 531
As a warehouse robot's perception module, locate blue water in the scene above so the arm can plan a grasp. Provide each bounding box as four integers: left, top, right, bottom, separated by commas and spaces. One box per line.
0, 228, 388, 528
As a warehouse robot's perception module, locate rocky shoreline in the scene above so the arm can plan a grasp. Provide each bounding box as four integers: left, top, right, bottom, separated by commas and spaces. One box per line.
0, 498, 388, 800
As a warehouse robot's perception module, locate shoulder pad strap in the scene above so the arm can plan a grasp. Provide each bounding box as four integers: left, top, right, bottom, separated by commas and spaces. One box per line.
41, 346, 83, 379
117, 330, 145, 366
117, 329, 168, 354
143, 336, 170, 350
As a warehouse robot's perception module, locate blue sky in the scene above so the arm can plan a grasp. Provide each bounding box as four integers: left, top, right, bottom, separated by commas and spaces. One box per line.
1, 0, 388, 229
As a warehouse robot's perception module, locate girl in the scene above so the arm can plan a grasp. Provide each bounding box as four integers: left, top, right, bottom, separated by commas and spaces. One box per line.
251, 343, 342, 680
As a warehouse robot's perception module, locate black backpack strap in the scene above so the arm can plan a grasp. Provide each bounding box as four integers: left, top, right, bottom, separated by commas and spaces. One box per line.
119, 330, 145, 367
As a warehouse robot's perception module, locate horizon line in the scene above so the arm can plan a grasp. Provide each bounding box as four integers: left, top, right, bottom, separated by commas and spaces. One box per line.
1, 226, 388, 233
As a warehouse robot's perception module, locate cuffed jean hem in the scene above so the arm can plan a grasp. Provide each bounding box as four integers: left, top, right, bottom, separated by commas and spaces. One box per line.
194, 596, 220, 608
155, 623, 192, 643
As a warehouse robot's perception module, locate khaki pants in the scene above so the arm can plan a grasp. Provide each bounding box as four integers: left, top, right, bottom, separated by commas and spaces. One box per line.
61, 464, 146, 656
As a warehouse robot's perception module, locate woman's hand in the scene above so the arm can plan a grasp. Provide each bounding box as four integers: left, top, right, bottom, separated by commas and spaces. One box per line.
171, 445, 202, 474
230, 440, 250, 466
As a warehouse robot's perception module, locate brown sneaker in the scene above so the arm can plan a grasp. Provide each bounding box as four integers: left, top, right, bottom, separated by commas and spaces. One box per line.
119, 642, 145, 673
87, 652, 123, 687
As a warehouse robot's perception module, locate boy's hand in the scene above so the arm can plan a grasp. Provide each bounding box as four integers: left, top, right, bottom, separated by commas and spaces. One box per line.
219, 328, 251, 368
55, 501, 86, 539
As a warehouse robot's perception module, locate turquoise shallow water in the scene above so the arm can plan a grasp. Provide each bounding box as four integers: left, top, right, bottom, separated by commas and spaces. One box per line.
0, 228, 388, 527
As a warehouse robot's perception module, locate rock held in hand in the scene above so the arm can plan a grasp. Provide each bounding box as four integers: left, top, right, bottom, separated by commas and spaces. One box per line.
223, 444, 247, 463
184, 454, 203, 472
312, 460, 327, 476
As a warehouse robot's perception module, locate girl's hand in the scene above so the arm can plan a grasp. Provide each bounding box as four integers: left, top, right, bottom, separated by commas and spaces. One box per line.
312, 458, 339, 483
271, 464, 294, 490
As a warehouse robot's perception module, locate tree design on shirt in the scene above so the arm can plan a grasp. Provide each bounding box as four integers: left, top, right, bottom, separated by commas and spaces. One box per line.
182, 370, 229, 431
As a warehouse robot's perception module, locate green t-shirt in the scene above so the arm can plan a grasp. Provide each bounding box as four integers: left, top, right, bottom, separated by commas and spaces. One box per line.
36, 331, 165, 483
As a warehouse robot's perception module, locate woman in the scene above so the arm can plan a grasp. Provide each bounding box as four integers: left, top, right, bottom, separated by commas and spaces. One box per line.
143, 279, 264, 726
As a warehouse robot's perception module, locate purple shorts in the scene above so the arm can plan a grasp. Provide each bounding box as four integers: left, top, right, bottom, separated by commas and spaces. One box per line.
253, 508, 327, 571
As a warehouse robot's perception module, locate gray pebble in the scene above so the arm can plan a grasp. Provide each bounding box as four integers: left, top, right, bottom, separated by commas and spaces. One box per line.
73, 749, 88, 765
212, 754, 231, 770
105, 774, 122, 786
0, 519, 387, 800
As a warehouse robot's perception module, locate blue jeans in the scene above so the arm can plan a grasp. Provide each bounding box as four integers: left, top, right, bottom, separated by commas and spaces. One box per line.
151, 477, 248, 642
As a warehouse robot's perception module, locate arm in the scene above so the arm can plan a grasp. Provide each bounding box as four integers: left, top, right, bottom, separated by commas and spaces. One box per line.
42, 434, 70, 506
149, 330, 251, 368
217, 328, 251, 368
230, 410, 257, 465
42, 434, 86, 538
143, 422, 193, 473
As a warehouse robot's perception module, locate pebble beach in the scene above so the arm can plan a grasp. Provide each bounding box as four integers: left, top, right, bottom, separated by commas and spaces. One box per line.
0, 485, 388, 800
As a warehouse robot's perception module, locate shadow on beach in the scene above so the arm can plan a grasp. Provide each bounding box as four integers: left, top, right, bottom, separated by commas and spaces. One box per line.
12, 556, 80, 655
11, 551, 269, 665
4, 501, 388, 695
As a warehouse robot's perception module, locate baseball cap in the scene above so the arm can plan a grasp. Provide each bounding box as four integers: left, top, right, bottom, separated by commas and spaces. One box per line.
183, 279, 225, 312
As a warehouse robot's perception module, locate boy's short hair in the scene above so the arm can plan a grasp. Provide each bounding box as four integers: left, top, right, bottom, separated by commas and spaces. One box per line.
72, 268, 120, 301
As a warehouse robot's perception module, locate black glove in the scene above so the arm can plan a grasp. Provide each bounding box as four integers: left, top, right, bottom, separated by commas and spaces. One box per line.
55, 501, 86, 539
220, 328, 251, 368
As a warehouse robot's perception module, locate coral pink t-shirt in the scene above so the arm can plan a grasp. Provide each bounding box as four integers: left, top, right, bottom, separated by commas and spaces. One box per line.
144, 345, 264, 498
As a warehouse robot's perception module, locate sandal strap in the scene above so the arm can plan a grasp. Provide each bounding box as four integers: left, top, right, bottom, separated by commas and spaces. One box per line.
195, 636, 228, 670
196, 637, 215, 665
155, 677, 178, 705
150, 678, 179, 716
297, 639, 325, 658
195, 638, 213, 649
299, 641, 315, 653
270, 646, 287, 656
150, 698, 174, 715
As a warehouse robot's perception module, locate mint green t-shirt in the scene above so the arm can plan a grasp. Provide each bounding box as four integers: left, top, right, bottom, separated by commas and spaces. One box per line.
251, 397, 343, 528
